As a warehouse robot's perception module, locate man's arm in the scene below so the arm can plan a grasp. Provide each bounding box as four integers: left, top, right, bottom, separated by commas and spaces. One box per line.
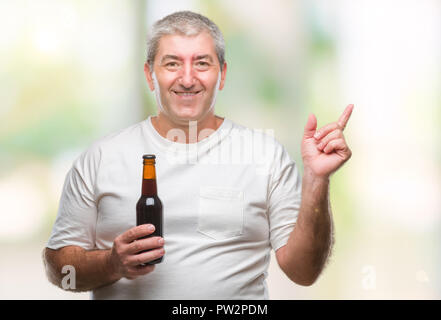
275, 170, 333, 286
43, 246, 121, 292
276, 104, 353, 286
43, 224, 164, 292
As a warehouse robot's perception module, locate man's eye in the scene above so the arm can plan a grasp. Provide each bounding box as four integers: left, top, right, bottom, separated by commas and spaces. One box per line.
166, 62, 178, 67
195, 61, 210, 70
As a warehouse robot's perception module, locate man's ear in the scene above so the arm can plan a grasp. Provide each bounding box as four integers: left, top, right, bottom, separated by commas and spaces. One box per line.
219, 62, 227, 91
144, 63, 155, 91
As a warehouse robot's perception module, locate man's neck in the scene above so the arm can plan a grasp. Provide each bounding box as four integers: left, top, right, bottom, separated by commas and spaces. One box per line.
151, 113, 224, 144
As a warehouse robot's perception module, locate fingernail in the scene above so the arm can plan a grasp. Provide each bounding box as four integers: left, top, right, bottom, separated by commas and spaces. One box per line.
314, 131, 320, 139
158, 238, 164, 245
148, 224, 155, 231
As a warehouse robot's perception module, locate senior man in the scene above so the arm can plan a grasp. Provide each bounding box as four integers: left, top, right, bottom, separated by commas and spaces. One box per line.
43, 11, 353, 299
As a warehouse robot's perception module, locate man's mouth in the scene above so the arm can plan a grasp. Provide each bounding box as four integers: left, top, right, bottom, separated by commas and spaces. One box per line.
172, 90, 202, 97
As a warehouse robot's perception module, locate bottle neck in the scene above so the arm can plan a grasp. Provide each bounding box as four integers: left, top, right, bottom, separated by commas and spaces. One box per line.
142, 161, 157, 196
142, 179, 157, 196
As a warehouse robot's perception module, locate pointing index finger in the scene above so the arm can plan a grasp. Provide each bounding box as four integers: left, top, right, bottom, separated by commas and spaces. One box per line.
337, 104, 354, 130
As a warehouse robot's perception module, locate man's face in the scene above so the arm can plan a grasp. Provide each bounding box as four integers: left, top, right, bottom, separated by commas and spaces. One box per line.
145, 32, 227, 123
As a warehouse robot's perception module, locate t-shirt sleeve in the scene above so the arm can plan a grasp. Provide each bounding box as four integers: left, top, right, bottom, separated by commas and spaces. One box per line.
267, 144, 302, 251
46, 145, 101, 250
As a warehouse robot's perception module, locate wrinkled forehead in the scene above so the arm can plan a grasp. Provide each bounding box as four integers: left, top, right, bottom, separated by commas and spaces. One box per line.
156, 32, 217, 62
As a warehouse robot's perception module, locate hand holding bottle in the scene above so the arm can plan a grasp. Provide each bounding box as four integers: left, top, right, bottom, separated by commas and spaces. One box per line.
109, 224, 165, 280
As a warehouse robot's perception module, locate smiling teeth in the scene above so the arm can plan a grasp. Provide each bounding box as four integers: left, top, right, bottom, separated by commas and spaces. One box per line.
176, 92, 198, 96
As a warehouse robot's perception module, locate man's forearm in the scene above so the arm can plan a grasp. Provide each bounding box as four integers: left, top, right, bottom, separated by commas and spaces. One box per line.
280, 169, 333, 285
43, 246, 121, 292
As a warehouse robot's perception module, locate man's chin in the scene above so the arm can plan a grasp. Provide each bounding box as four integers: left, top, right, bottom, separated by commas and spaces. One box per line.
169, 108, 208, 122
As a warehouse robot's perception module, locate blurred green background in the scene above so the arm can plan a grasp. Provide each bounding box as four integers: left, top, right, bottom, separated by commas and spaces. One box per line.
1, 0, 440, 299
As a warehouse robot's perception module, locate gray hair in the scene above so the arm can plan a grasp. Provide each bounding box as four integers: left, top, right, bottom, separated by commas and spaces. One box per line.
146, 11, 225, 71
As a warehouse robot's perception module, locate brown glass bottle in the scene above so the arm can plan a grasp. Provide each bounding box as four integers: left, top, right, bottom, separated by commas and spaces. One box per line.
136, 154, 163, 264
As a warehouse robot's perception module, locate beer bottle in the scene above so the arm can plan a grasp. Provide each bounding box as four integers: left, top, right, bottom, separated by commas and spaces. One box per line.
136, 154, 163, 264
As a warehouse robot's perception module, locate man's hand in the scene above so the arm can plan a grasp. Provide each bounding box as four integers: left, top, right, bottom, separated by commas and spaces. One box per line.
301, 104, 354, 178
109, 224, 165, 280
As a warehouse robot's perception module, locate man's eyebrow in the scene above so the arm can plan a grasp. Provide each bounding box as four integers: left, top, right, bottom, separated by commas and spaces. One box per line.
195, 54, 214, 62
160, 55, 180, 63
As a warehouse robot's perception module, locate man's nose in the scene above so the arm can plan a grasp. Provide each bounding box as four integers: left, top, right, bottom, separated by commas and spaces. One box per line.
177, 64, 196, 88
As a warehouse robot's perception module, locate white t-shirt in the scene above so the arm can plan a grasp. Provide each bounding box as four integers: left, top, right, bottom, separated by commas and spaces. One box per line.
47, 116, 302, 300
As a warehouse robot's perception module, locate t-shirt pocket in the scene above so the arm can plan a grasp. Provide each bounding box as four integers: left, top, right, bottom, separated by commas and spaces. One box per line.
197, 186, 244, 240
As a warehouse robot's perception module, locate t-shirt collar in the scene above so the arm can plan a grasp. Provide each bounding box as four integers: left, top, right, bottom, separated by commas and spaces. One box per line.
143, 115, 233, 154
